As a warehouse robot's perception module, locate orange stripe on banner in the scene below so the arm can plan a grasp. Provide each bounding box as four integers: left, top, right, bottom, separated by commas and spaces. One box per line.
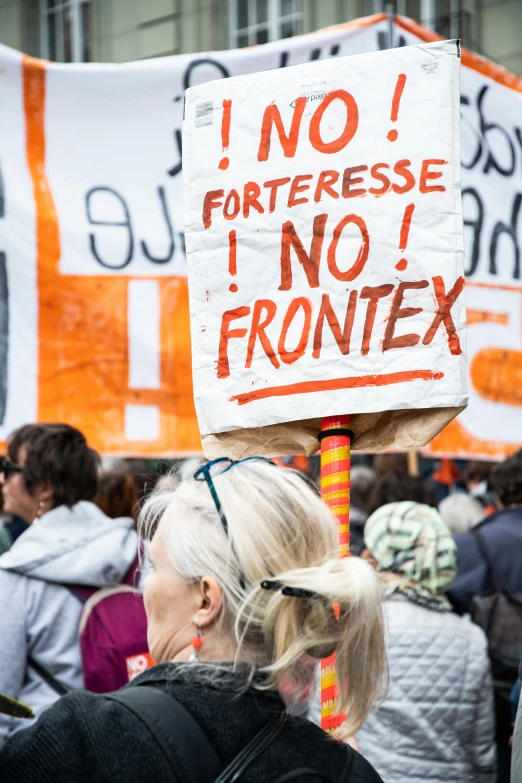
230, 370, 443, 405
22, 56, 61, 424
467, 310, 509, 326
394, 15, 522, 95
21, 55, 201, 456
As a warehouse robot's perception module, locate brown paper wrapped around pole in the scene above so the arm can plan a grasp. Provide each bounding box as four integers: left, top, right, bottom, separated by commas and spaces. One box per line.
201, 405, 465, 459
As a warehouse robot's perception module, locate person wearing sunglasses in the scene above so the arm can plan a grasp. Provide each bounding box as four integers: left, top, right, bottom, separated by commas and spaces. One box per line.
1, 456, 386, 783
0, 425, 51, 554
0, 423, 138, 750
0, 457, 30, 556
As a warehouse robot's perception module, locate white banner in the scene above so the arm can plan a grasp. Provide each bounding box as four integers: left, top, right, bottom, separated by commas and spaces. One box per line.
0, 15, 520, 456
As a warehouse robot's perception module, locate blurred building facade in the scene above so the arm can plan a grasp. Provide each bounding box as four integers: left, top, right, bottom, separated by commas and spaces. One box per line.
0, 0, 520, 74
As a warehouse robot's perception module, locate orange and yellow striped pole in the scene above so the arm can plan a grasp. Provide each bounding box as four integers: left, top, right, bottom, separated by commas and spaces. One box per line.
319, 414, 351, 733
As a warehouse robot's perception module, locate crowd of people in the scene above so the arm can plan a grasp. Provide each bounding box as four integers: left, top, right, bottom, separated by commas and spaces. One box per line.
0, 421, 520, 782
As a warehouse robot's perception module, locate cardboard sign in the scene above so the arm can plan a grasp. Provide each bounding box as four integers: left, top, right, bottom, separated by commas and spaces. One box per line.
184, 41, 467, 441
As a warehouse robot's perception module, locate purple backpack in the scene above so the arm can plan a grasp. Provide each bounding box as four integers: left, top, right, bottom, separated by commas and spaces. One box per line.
71, 558, 154, 693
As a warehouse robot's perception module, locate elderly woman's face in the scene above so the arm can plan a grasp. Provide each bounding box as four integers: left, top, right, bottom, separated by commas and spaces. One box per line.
143, 513, 200, 664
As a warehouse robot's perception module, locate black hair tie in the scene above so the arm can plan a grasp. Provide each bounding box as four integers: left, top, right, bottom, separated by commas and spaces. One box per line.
260, 580, 322, 601
317, 427, 355, 443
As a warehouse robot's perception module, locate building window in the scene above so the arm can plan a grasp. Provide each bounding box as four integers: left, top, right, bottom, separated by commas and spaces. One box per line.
41, 0, 91, 63
230, 0, 301, 48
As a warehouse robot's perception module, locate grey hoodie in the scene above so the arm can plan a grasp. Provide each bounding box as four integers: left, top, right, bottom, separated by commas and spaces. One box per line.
0, 500, 138, 746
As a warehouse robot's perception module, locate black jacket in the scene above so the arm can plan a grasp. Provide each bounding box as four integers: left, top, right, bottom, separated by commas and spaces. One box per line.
0, 663, 383, 783
447, 507, 522, 613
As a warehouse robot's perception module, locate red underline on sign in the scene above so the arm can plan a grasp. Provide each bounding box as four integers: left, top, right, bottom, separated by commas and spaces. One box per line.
229, 370, 444, 406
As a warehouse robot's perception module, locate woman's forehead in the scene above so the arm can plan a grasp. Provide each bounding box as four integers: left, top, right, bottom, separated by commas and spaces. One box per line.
150, 505, 175, 549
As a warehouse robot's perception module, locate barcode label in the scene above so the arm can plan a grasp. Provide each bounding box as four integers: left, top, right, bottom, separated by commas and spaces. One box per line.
195, 101, 213, 128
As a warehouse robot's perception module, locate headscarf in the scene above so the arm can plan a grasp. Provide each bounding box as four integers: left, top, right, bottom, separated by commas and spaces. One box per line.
364, 501, 457, 611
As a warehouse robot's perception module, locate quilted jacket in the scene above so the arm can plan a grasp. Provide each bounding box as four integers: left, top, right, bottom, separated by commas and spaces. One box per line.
356, 595, 496, 783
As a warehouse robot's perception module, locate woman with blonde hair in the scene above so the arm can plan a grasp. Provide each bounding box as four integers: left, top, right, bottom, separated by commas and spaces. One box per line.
1, 457, 386, 783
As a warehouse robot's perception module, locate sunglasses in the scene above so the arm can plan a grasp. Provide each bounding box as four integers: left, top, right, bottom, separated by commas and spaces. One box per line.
0, 460, 23, 480
193, 457, 275, 537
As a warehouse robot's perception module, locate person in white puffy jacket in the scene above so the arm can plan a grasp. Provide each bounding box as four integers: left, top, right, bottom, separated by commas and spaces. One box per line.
0, 423, 138, 748
356, 501, 496, 783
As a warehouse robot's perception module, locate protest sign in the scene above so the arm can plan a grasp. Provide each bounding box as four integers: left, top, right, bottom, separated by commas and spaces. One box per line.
183, 40, 467, 452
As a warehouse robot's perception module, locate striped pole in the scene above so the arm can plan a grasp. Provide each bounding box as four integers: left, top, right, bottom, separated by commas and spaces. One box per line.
320, 414, 351, 733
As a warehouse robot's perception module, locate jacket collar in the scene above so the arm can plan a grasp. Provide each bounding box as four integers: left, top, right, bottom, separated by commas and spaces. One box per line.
131, 662, 284, 705
475, 506, 522, 529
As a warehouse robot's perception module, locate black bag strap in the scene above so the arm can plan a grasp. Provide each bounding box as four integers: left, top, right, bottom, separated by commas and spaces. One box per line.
27, 656, 71, 697
272, 772, 331, 782
107, 684, 287, 783
214, 717, 285, 783
472, 528, 522, 609
107, 686, 223, 783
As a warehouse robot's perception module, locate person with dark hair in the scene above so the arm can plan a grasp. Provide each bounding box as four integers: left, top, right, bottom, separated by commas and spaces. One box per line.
366, 470, 437, 516
448, 448, 522, 782
94, 470, 139, 522
372, 453, 409, 475
465, 460, 499, 516
349, 466, 376, 555
0, 423, 138, 748
448, 449, 522, 612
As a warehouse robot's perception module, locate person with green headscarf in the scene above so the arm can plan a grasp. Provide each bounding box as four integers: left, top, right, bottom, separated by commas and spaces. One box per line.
356, 501, 496, 783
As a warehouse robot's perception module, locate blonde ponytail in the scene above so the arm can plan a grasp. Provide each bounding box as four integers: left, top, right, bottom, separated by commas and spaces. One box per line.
239, 555, 387, 735
140, 460, 387, 734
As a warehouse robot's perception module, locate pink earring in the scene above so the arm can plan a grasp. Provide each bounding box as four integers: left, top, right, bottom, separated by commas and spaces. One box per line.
189, 628, 202, 662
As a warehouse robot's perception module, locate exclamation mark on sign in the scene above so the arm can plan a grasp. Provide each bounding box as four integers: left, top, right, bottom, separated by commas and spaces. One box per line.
387, 73, 407, 142
228, 230, 238, 292
396, 203, 415, 271
125, 280, 161, 441
219, 99, 232, 170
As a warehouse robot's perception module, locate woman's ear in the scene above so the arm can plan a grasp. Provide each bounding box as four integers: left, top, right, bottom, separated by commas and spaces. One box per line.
192, 576, 223, 629
34, 484, 54, 509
